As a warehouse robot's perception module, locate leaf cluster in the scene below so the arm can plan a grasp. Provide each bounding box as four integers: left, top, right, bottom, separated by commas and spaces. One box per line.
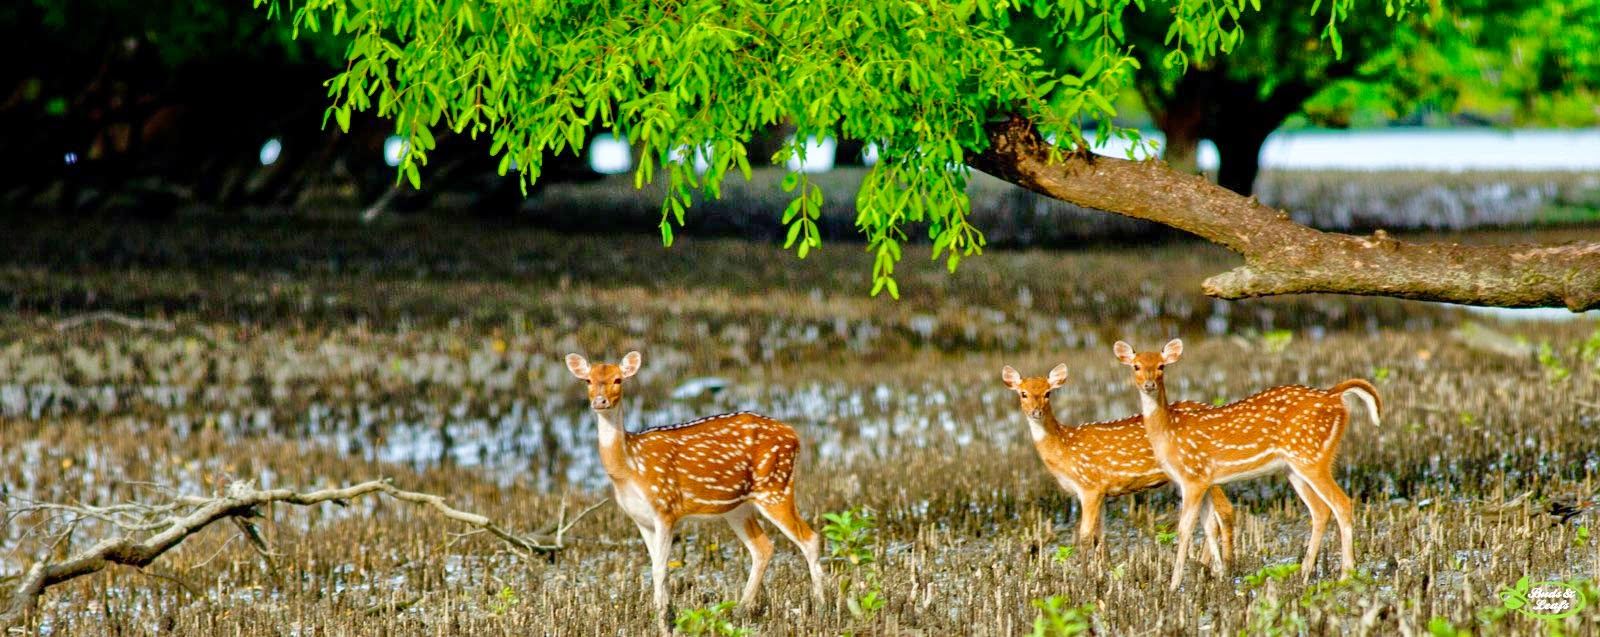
255, 0, 1380, 295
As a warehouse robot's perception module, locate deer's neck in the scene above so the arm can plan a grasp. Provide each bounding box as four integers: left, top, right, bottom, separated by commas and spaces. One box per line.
1026, 409, 1065, 445
594, 408, 637, 479
1139, 384, 1176, 439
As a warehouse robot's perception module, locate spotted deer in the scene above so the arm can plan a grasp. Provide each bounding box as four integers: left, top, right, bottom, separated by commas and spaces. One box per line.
1113, 339, 1381, 590
565, 351, 825, 628
1002, 364, 1235, 568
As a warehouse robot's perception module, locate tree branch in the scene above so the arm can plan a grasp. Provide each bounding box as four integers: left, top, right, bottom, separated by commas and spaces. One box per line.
969, 114, 1600, 311
0, 479, 604, 629
53, 311, 176, 332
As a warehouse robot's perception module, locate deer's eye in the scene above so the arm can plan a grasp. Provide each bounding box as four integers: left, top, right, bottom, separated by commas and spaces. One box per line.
613, 378, 622, 385
1133, 364, 1142, 371
1044, 391, 1052, 398
1157, 364, 1165, 370
1019, 391, 1028, 398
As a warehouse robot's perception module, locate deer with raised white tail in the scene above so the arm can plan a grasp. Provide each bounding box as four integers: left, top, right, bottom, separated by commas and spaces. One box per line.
565, 351, 825, 630
1112, 339, 1381, 590
1002, 364, 1236, 568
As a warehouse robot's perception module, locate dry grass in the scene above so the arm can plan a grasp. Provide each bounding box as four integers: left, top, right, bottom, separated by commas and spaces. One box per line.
2, 218, 1599, 635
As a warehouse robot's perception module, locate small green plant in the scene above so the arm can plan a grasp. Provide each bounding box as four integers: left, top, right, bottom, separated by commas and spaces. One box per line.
1108, 565, 1125, 580
823, 508, 885, 623
1241, 569, 1380, 637
674, 601, 750, 637
1052, 545, 1077, 564
1153, 524, 1177, 545
1576, 525, 1592, 547
1537, 341, 1571, 383
1371, 366, 1391, 383
1243, 563, 1301, 588
1027, 596, 1096, 637
1580, 327, 1600, 366
1212, 395, 1228, 407
1474, 597, 1511, 625
487, 585, 520, 614
1459, 412, 1476, 426
1261, 330, 1295, 354
1426, 617, 1469, 637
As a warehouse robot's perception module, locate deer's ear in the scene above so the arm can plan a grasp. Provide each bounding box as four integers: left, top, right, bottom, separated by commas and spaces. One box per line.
565, 354, 591, 380
1047, 364, 1069, 389
1113, 341, 1137, 365
619, 351, 643, 378
1001, 366, 1022, 390
1161, 339, 1184, 364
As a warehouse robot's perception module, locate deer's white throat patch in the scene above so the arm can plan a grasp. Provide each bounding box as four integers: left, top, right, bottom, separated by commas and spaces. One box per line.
596, 409, 625, 446
1138, 391, 1163, 418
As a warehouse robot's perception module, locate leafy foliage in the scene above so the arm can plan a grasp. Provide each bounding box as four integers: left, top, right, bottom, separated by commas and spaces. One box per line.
253, 0, 1372, 295
822, 507, 885, 623
1027, 596, 1096, 636
1242, 563, 1300, 588
487, 585, 520, 614
1260, 329, 1294, 355
673, 601, 750, 637
1050, 545, 1076, 564
1242, 572, 1380, 637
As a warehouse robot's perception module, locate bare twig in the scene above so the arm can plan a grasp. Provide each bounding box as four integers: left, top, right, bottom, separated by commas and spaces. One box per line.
131, 568, 200, 597
360, 186, 402, 223
1, 479, 603, 629
52, 311, 176, 333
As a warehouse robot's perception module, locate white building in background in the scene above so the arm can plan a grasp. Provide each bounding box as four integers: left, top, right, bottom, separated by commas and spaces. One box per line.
1099, 128, 1600, 172
784, 136, 837, 173
588, 133, 632, 175
583, 128, 1600, 175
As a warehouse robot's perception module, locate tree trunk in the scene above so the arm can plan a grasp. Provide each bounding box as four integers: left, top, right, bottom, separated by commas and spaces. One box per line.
1157, 112, 1203, 175
1211, 124, 1271, 196
1205, 80, 1310, 196
969, 114, 1600, 312
1150, 75, 1211, 175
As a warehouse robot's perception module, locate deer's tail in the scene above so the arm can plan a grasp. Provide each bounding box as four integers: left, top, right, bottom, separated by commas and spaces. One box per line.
1329, 379, 1381, 427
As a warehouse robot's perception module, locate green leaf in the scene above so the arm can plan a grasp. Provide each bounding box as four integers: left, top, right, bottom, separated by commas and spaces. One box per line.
335, 106, 352, 133
403, 162, 421, 189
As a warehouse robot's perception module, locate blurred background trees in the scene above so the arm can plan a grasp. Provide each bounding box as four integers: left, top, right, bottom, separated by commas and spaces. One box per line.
1015, 0, 1600, 195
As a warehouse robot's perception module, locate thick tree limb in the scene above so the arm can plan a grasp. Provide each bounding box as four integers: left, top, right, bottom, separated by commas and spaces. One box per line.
969, 114, 1600, 311
0, 479, 603, 629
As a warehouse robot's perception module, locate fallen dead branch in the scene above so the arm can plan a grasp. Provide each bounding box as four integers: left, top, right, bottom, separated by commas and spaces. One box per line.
0, 478, 604, 629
